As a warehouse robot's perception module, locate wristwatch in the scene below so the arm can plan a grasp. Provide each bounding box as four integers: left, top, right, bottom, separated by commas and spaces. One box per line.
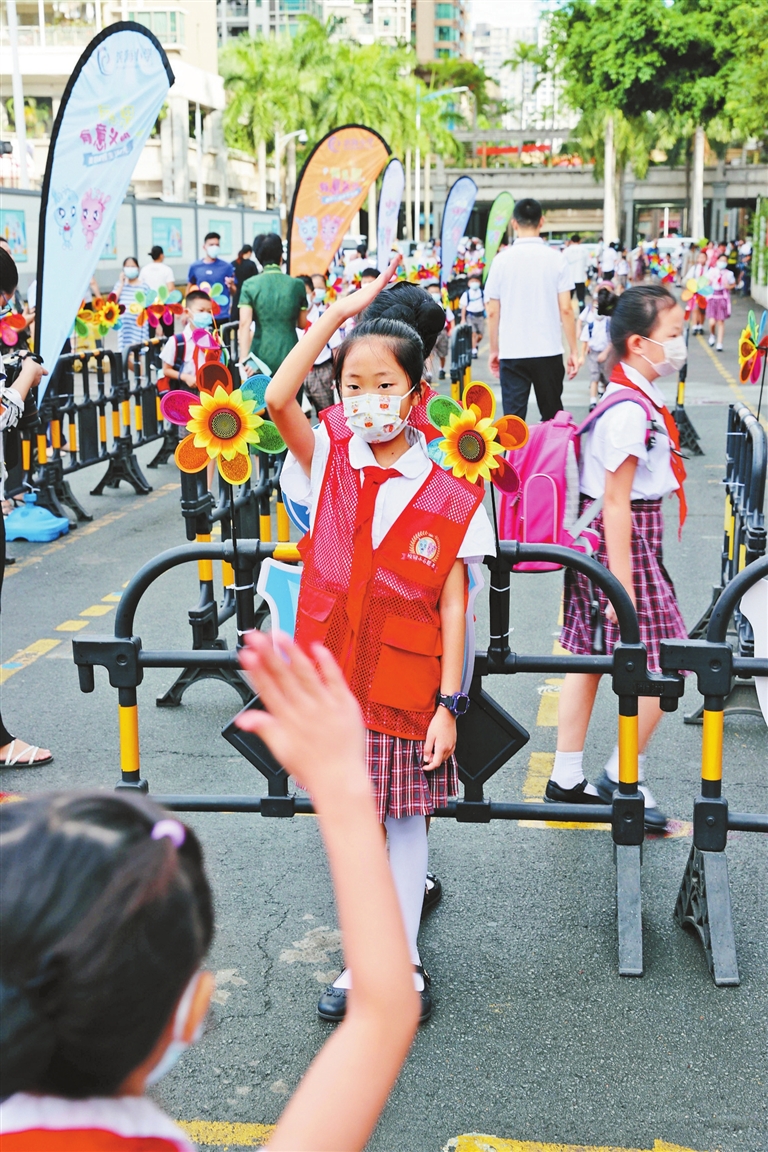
436, 691, 470, 717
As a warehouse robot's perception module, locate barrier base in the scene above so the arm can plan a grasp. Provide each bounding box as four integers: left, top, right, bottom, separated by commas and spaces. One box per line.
614, 843, 643, 976
673, 404, 704, 456
147, 429, 178, 469
36, 462, 93, 525
156, 639, 252, 707
674, 845, 740, 986
91, 438, 153, 497
684, 678, 764, 725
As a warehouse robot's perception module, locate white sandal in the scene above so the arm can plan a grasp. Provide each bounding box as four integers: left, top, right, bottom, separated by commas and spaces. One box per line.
3, 740, 53, 767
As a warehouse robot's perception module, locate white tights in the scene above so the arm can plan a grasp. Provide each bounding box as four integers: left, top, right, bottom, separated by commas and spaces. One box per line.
333, 813, 428, 991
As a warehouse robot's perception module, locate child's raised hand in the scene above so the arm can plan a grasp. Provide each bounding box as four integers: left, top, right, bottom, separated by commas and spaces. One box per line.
236, 631, 368, 808
335, 254, 402, 322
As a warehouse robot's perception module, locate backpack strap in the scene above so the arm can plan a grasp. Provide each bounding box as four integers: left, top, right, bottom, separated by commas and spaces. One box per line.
575, 388, 657, 449
172, 332, 186, 373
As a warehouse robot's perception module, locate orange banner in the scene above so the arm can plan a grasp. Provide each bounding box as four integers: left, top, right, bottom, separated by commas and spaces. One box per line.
288, 125, 390, 277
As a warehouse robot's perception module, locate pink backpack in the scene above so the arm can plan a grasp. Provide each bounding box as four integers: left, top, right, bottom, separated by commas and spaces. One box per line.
497, 391, 657, 572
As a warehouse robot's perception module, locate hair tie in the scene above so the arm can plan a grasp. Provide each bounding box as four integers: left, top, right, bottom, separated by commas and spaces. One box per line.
151, 819, 186, 848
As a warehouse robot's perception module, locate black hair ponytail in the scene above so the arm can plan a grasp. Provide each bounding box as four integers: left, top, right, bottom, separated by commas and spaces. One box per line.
0, 792, 213, 1099
609, 283, 677, 357
333, 281, 447, 391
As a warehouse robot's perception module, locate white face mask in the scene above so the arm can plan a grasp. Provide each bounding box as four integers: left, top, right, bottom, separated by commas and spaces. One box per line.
206, 245, 220, 258
641, 334, 687, 377
717, 258, 727, 269
313, 289, 326, 304
343, 388, 414, 444
146, 972, 205, 1086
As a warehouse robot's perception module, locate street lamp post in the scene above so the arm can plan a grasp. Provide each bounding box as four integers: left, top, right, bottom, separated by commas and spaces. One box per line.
274, 128, 308, 224
414, 86, 468, 247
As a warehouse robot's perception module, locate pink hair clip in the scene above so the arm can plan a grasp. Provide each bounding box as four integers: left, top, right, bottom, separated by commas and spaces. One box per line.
151, 819, 186, 848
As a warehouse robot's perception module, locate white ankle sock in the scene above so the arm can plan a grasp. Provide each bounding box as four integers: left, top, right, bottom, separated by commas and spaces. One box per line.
604, 746, 647, 784
550, 750, 599, 796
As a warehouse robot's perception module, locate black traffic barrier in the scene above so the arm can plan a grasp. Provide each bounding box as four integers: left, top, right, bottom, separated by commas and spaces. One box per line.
688, 402, 767, 723
72, 539, 686, 979
450, 323, 473, 403
660, 553, 768, 986
672, 325, 703, 456
219, 321, 241, 387
19, 345, 171, 524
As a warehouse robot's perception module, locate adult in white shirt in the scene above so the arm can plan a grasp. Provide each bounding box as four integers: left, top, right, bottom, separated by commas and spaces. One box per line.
486, 197, 578, 421
565, 234, 589, 305
139, 246, 176, 295
600, 240, 618, 280
547, 283, 689, 830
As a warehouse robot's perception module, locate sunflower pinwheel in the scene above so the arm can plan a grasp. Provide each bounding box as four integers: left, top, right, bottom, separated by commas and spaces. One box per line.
426, 381, 528, 491
0, 310, 27, 346
75, 294, 125, 338
681, 275, 713, 319
738, 309, 768, 385
160, 361, 285, 485
198, 280, 228, 316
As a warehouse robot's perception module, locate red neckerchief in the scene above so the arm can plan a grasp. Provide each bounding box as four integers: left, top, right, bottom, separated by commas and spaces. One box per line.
610, 362, 687, 535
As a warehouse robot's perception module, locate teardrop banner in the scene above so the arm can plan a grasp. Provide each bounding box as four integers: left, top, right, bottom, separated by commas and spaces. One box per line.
36, 24, 174, 399
482, 192, 515, 284
287, 125, 390, 278
376, 158, 405, 272
440, 176, 478, 287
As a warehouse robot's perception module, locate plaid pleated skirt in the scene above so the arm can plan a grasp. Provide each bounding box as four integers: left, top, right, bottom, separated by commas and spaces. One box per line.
560, 497, 687, 673
366, 729, 458, 824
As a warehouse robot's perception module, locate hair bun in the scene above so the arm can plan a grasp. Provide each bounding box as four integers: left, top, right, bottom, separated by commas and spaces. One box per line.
360, 281, 446, 358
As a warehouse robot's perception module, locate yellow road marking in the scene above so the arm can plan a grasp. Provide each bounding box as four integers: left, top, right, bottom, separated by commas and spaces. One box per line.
102, 593, 122, 602
177, 1120, 274, 1147
0, 639, 61, 684
552, 638, 569, 655
451, 1137, 702, 1152
79, 604, 114, 617
697, 333, 768, 432
523, 751, 554, 798
536, 678, 563, 727
55, 619, 89, 632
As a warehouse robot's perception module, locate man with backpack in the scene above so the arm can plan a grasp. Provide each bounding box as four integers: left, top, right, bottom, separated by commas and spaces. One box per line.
459, 272, 486, 359
486, 198, 578, 422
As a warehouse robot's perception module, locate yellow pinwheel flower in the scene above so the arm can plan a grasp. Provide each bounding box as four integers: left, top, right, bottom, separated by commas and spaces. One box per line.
187, 385, 263, 462
439, 408, 505, 485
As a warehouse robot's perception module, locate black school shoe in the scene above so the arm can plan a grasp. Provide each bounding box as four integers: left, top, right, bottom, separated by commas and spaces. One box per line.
593, 771, 669, 832
421, 872, 442, 921
544, 778, 611, 805
317, 968, 433, 1025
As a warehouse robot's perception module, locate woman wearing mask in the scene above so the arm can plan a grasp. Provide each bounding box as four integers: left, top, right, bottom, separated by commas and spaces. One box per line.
706, 255, 735, 351
112, 257, 148, 367
545, 285, 689, 831
231, 244, 258, 323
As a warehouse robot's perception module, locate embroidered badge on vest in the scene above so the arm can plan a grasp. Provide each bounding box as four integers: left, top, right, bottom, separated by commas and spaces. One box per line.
405, 530, 441, 569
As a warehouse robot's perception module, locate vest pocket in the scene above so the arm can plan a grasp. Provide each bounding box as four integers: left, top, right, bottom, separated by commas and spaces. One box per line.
369, 616, 442, 713
296, 584, 337, 649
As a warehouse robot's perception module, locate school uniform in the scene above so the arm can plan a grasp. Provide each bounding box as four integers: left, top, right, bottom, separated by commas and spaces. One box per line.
578, 305, 610, 384
705, 267, 735, 322
280, 403, 495, 823
160, 325, 221, 393
0, 1093, 194, 1151
560, 363, 688, 673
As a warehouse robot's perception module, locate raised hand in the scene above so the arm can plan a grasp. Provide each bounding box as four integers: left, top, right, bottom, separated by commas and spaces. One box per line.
335, 254, 402, 322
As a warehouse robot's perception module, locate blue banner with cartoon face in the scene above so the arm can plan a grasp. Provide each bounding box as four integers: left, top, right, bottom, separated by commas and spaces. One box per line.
37, 24, 173, 395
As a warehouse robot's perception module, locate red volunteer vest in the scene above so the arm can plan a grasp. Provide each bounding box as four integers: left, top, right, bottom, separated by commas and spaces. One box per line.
295, 403, 483, 741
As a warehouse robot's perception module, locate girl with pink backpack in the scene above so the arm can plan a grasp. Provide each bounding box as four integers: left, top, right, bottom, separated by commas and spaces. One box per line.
544, 284, 690, 830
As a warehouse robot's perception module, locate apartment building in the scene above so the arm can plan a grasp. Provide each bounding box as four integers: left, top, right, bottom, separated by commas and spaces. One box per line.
413, 0, 468, 63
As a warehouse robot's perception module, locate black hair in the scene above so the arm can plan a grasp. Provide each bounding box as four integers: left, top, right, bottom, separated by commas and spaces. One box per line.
312, 272, 327, 286
300, 274, 314, 291
122, 256, 138, 267
203, 232, 221, 244
0, 792, 213, 1099
0, 247, 19, 295
254, 233, 283, 267
513, 197, 542, 228
595, 286, 617, 317
356, 243, 367, 256
186, 289, 212, 306
570, 233, 581, 243
333, 281, 446, 392
609, 283, 677, 358
360, 267, 379, 280
235, 245, 253, 263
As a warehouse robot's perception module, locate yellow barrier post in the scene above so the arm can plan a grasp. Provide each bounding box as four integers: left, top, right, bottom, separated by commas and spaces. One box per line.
117, 688, 143, 788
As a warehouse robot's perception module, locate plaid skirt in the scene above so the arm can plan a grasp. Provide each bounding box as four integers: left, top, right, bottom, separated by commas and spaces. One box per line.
366, 729, 458, 823
560, 497, 687, 673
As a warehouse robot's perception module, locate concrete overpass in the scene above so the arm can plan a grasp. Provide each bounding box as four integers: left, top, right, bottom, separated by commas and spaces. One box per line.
430, 159, 768, 244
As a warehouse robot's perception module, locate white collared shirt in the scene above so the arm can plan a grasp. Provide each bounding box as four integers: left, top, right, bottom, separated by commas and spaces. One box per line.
579, 362, 679, 501
280, 422, 496, 558
0, 1093, 194, 1150
484, 237, 574, 359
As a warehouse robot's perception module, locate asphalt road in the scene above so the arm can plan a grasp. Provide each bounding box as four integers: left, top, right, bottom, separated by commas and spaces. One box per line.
1, 292, 766, 1152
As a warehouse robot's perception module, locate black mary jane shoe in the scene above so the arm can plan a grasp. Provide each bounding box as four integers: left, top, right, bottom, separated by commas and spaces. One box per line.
415, 966, 433, 1024
317, 977, 348, 1023
421, 872, 443, 921
544, 778, 611, 805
